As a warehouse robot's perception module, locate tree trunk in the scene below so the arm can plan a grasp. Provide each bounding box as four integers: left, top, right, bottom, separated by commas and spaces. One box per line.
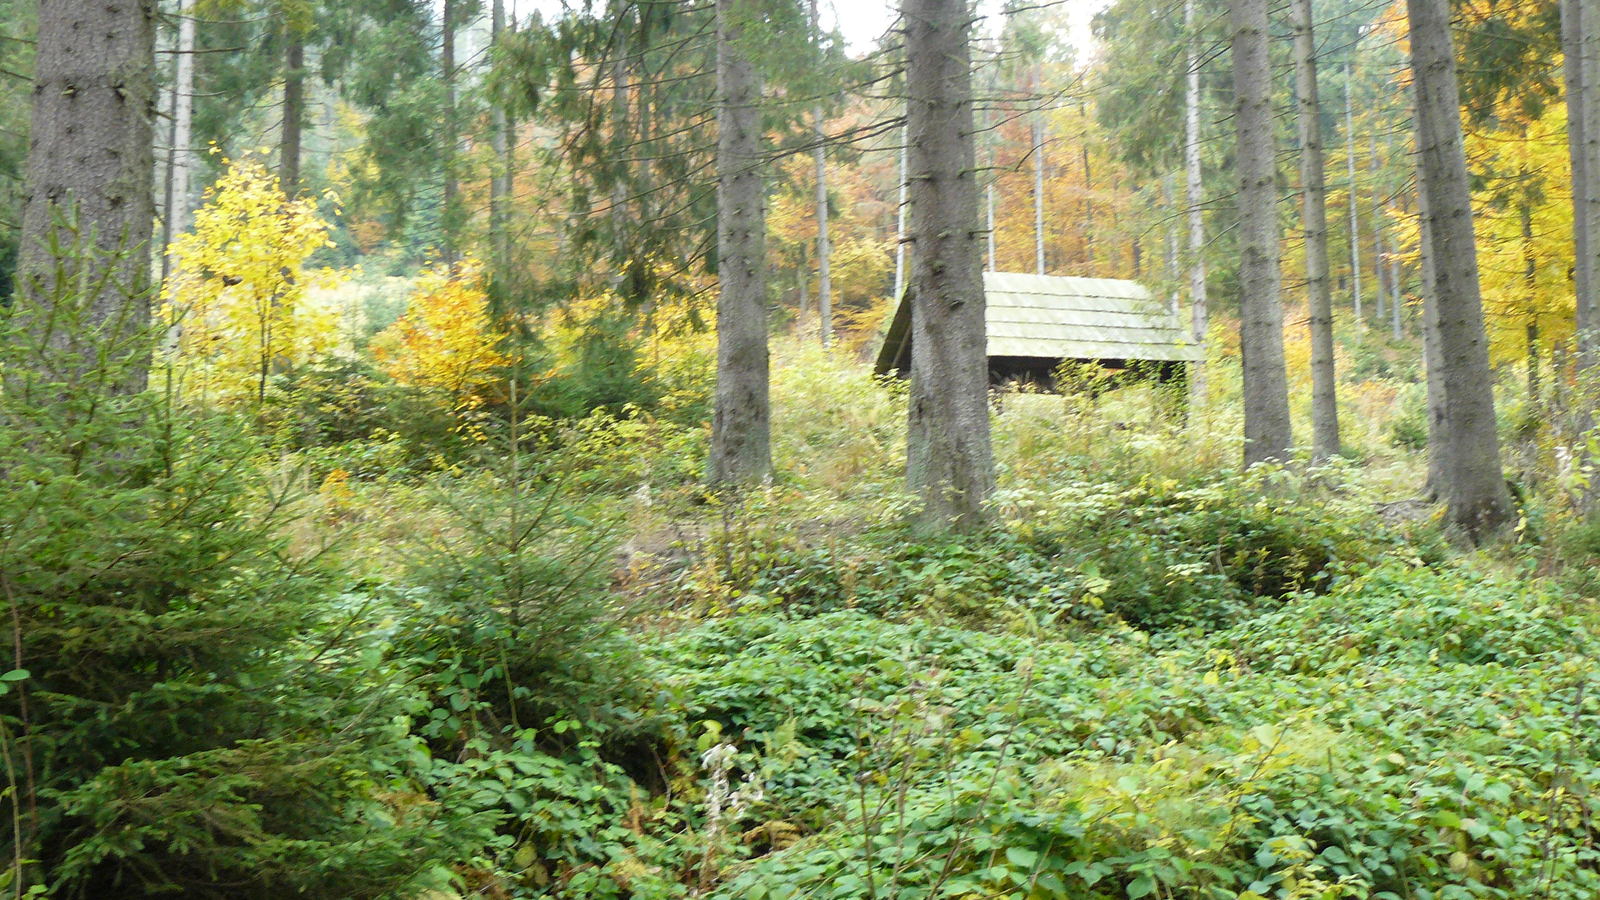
1185, 0, 1209, 406
1580, 0, 1600, 369
986, 179, 996, 271
490, 0, 512, 275
812, 1, 831, 346
440, 0, 459, 267
1080, 98, 1094, 270
1290, 0, 1341, 461
707, 0, 771, 486
1371, 132, 1387, 326
1231, 0, 1292, 465
15, 0, 157, 393
1033, 66, 1046, 274
1407, 0, 1511, 537
1345, 59, 1362, 326
1523, 190, 1541, 408
162, 0, 196, 283
1565, 0, 1590, 360
1391, 254, 1403, 339
814, 119, 831, 346
282, 26, 304, 196
1164, 175, 1180, 319
894, 121, 909, 298
1418, 185, 1451, 498
904, 0, 994, 530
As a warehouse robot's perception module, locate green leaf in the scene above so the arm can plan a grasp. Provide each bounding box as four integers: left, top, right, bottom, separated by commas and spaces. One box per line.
1005, 846, 1040, 869
1127, 875, 1156, 898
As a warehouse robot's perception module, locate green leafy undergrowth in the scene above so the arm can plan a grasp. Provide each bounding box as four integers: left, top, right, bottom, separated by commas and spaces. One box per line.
644, 561, 1600, 900
684, 467, 1410, 632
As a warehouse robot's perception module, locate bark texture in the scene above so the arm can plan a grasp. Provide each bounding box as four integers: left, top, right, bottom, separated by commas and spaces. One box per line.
707, 0, 772, 486
16, 0, 158, 392
894, 125, 909, 298
1563, 0, 1592, 357
1230, 0, 1292, 465
282, 30, 304, 195
1407, 0, 1511, 537
1579, 0, 1600, 367
171, 0, 196, 241
1418, 180, 1451, 499
904, 0, 995, 529
1290, 0, 1340, 461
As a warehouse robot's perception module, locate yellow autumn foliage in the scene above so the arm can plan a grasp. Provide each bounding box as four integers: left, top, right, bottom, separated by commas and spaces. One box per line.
1392, 97, 1575, 373
164, 156, 341, 403
1468, 102, 1575, 370
370, 259, 509, 404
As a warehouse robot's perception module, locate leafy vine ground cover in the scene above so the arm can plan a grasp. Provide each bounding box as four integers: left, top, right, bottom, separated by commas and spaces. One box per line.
347, 346, 1600, 899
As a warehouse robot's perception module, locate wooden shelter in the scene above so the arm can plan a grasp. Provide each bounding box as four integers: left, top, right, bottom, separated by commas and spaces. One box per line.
873, 272, 1204, 388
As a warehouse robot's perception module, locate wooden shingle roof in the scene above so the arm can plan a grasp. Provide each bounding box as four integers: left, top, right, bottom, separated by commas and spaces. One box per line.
874, 272, 1203, 376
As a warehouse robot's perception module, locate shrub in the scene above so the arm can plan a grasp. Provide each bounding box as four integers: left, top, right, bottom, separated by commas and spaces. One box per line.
683, 468, 1389, 633
1, 262, 463, 897
1387, 382, 1430, 450
380, 425, 674, 894
1557, 512, 1600, 597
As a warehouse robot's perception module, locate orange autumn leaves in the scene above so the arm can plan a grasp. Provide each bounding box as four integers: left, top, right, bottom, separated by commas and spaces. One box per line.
371, 259, 509, 406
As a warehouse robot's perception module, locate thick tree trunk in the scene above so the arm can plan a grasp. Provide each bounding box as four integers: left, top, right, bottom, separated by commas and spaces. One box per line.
490, 0, 512, 275
1231, 0, 1292, 465
1418, 187, 1451, 498
1407, 0, 1511, 537
441, 0, 459, 266
1290, 0, 1341, 461
707, 0, 771, 486
904, 0, 994, 529
282, 29, 304, 195
1185, 0, 1209, 406
15, 0, 157, 393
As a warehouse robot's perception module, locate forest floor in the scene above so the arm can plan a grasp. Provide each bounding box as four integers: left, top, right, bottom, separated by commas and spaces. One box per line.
305, 338, 1600, 899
